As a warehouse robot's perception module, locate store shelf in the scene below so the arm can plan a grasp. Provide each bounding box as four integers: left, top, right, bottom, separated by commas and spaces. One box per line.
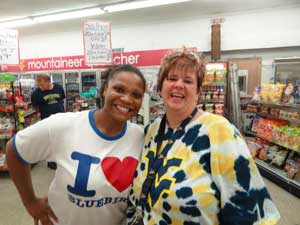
199, 100, 224, 103
202, 82, 225, 86
249, 100, 299, 109
260, 136, 299, 152
246, 131, 300, 152
255, 113, 300, 124
255, 159, 300, 198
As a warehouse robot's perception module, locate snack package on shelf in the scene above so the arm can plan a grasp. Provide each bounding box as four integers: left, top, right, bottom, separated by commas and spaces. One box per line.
247, 104, 259, 113
0, 150, 6, 167
277, 126, 300, 149
259, 106, 269, 115
294, 81, 300, 105
212, 91, 219, 100
266, 145, 279, 164
214, 103, 224, 116
260, 83, 285, 103
279, 110, 299, 120
251, 116, 260, 133
271, 149, 289, 168
281, 84, 294, 104
204, 71, 215, 84
270, 108, 280, 117
258, 145, 268, 161
252, 85, 261, 101
205, 103, 214, 113
215, 70, 226, 83
245, 137, 263, 159
257, 118, 288, 141
284, 152, 300, 180
0, 117, 14, 137
205, 91, 212, 101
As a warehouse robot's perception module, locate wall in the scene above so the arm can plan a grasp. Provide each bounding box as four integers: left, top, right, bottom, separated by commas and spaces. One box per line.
18, 5, 300, 58
218, 46, 300, 83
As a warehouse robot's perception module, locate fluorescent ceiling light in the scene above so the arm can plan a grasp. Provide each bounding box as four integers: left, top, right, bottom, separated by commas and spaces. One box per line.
0, 18, 35, 28
104, 0, 192, 12
0, 0, 191, 28
34, 7, 104, 23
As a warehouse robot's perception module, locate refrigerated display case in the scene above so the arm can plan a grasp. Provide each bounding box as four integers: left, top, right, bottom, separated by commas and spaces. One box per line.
50, 73, 64, 87
81, 72, 97, 92
275, 57, 300, 84
65, 72, 80, 112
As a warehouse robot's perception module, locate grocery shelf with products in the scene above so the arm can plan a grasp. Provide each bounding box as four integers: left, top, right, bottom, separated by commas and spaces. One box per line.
197, 62, 227, 117
244, 82, 300, 198
0, 75, 38, 172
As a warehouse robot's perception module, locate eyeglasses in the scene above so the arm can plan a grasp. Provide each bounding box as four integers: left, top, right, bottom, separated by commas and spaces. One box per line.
164, 47, 201, 65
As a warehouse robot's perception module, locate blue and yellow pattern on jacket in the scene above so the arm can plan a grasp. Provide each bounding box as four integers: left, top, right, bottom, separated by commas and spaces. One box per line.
127, 112, 280, 225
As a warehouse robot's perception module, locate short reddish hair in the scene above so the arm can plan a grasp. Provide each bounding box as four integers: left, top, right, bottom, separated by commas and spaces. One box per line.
157, 47, 206, 93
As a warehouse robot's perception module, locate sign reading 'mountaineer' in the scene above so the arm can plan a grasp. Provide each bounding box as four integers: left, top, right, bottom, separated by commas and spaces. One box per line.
0, 28, 20, 65
83, 20, 112, 65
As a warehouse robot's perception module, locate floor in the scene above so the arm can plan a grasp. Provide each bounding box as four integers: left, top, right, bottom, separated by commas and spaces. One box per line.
1, 162, 300, 225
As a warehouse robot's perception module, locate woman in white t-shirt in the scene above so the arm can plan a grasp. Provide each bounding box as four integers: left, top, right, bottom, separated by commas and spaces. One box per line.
6, 64, 146, 225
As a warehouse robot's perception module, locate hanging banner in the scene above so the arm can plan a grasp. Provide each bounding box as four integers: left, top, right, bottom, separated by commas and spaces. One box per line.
4, 47, 198, 72
0, 28, 20, 65
83, 20, 112, 65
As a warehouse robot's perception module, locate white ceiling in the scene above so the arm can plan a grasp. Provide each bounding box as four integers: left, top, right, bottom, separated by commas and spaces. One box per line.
1, 0, 300, 30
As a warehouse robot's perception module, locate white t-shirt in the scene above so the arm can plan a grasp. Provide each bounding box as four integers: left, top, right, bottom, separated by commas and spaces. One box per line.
13, 110, 144, 225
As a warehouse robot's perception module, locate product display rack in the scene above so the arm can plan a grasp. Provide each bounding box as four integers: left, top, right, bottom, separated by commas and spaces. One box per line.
0, 81, 16, 171
255, 158, 300, 198
197, 62, 227, 117
0, 81, 38, 172
245, 100, 300, 198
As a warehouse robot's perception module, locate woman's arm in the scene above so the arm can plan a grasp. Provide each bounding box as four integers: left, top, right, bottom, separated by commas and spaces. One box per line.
208, 120, 280, 225
6, 139, 58, 225
6, 139, 36, 207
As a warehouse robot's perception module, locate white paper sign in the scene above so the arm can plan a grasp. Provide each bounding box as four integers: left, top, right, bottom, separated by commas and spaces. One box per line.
83, 20, 112, 64
0, 28, 19, 65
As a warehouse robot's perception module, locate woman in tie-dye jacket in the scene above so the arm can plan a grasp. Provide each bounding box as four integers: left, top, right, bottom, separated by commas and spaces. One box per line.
127, 48, 280, 225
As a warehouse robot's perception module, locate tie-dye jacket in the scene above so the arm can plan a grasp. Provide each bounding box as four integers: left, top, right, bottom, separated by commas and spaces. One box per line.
127, 112, 280, 225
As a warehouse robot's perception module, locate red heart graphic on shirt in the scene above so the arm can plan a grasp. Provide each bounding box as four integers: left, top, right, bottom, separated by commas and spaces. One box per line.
101, 157, 138, 192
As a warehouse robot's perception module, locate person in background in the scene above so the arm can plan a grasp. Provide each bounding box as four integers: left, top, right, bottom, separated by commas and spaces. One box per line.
31, 74, 66, 170
127, 48, 280, 225
6, 64, 146, 225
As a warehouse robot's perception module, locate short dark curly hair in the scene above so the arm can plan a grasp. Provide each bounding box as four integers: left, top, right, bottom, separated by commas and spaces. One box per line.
157, 47, 206, 93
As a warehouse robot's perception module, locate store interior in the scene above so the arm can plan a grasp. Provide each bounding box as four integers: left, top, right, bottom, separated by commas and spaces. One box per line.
1, 0, 300, 224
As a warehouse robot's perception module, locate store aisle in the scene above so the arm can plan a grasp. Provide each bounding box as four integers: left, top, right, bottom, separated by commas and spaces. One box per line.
264, 178, 300, 225
0, 162, 55, 225
0, 162, 300, 225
